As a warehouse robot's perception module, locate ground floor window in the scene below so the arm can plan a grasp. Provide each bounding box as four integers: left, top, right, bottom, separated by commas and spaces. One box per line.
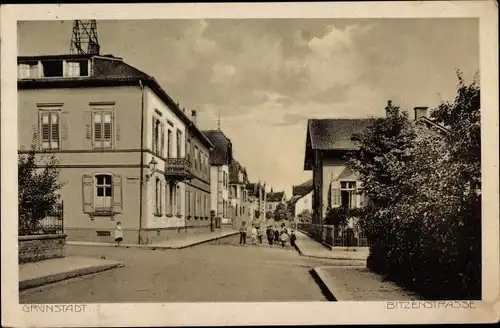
82, 173, 123, 215
340, 181, 357, 209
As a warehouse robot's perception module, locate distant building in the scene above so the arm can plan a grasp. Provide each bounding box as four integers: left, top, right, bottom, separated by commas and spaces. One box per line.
290, 179, 313, 219
203, 130, 232, 225
245, 182, 266, 224
17, 53, 213, 244
228, 158, 250, 227
265, 190, 286, 215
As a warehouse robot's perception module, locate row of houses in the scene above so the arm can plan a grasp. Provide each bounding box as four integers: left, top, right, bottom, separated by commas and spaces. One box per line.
17, 53, 266, 244
290, 102, 448, 233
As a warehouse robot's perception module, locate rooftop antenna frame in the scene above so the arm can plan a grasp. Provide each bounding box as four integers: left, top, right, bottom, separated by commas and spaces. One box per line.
70, 20, 101, 55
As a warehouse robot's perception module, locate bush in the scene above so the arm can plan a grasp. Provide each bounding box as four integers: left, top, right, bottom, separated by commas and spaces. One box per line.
349, 73, 481, 299
18, 133, 62, 233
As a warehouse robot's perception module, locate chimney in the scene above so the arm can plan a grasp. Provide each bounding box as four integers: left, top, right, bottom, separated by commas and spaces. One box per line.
385, 100, 392, 117
414, 107, 428, 120
191, 110, 197, 125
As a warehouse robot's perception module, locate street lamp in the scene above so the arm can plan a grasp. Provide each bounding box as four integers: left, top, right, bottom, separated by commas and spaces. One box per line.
146, 157, 158, 181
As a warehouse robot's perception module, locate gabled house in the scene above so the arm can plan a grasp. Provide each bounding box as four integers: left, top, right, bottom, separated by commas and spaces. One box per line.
303, 102, 449, 226
265, 190, 286, 215
203, 129, 232, 225
228, 158, 250, 227
303, 118, 373, 224
18, 53, 213, 244
245, 182, 266, 224
290, 179, 313, 219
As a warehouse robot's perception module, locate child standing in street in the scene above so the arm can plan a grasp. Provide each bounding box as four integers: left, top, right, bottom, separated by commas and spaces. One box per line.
290, 229, 297, 248
266, 226, 274, 246
274, 226, 280, 245
257, 227, 264, 245
114, 221, 123, 246
279, 229, 288, 250
251, 226, 258, 245
239, 221, 247, 246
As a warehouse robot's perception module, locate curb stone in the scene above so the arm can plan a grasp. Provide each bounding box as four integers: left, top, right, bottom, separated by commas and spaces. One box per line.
67, 231, 239, 250
310, 266, 349, 301
19, 262, 124, 291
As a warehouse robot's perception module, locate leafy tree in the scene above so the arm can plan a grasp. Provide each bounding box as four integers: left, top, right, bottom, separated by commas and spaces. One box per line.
273, 203, 288, 221
286, 201, 295, 219
18, 133, 62, 234
346, 102, 417, 241
347, 72, 481, 299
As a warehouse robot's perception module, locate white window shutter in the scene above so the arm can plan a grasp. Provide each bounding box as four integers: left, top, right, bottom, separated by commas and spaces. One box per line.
61, 112, 69, 147
332, 187, 340, 207
82, 174, 94, 213
84, 111, 92, 146
112, 174, 123, 214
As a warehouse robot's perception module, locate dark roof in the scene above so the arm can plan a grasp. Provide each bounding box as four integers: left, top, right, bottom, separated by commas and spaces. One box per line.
304, 118, 373, 170
203, 130, 232, 166
17, 54, 213, 150
266, 191, 285, 202
416, 116, 449, 134
246, 182, 264, 197
292, 179, 313, 196
308, 119, 373, 150
229, 159, 249, 184
18, 54, 122, 62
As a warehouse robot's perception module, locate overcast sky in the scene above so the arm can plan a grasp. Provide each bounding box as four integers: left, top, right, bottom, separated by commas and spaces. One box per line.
18, 19, 479, 196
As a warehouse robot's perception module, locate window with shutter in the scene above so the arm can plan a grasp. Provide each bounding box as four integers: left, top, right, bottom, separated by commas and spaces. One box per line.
112, 174, 123, 214
176, 130, 182, 158
93, 110, 113, 149
39, 110, 60, 150
167, 130, 172, 158
176, 185, 182, 215
160, 123, 165, 157
94, 174, 113, 214
82, 174, 94, 213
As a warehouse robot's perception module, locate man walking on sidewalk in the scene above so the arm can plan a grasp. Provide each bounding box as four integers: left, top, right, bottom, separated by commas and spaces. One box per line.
239, 221, 247, 246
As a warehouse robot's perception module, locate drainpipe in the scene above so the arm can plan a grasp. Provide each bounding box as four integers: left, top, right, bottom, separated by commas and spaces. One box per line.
138, 80, 145, 244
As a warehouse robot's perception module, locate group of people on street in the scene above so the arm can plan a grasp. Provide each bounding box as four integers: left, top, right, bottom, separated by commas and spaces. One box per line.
239, 221, 296, 250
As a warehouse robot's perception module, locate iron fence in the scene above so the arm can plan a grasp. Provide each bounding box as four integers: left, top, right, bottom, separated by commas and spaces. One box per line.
297, 223, 369, 247
19, 201, 64, 236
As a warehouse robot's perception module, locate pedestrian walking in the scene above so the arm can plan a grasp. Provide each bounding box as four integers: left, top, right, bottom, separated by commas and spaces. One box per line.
114, 221, 123, 246
290, 229, 297, 248
251, 226, 258, 245
239, 221, 247, 246
266, 226, 274, 246
279, 229, 288, 250
257, 227, 264, 244
274, 226, 280, 245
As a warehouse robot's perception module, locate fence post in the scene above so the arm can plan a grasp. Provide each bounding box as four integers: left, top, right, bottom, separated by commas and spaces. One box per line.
61, 200, 64, 234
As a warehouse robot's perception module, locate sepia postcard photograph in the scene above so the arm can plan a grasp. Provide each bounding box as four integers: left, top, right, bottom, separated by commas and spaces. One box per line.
1, 1, 499, 327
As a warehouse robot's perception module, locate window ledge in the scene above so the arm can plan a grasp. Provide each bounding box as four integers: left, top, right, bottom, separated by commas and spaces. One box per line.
91, 210, 114, 217
165, 214, 174, 218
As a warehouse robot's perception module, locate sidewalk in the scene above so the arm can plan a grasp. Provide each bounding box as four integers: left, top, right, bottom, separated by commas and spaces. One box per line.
312, 266, 421, 301
294, 230, 369, 262
20, 256, 123, 291
67, 228, 238, 250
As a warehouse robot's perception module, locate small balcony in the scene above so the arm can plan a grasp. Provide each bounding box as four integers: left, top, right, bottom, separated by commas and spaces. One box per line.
165, 158, 193, 181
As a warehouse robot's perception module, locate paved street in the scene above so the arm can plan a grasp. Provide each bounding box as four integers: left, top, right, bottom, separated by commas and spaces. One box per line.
19, 235, 354, 303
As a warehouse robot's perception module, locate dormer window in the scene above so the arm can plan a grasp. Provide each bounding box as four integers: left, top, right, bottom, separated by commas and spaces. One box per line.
18, 61, 41, 79
42, 60, 63, 77
65, 60, 89, 77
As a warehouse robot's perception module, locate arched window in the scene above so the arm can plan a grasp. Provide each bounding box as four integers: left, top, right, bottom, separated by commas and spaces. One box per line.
95, 174, 112, 211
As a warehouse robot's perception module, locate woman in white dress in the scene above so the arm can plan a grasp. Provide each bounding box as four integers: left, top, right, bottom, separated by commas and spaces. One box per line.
114, 221, 123, 246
